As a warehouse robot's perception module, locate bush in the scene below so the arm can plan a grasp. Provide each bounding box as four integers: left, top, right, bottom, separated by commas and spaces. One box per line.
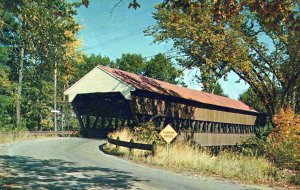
243, 108, 299, 171
0, 122, 28, 132
132, 121, 164, 145
266, 108, 300, 170
291, 172, 300, 186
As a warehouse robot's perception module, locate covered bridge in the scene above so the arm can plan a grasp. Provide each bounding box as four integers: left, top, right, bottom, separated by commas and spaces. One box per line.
64, 66, 263, 146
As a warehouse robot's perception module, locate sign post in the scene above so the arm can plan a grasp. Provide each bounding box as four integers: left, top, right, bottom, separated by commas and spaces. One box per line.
159, 124, 178, 168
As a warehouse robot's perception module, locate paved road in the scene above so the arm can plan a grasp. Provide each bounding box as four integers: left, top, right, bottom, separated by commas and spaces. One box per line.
0, 138, 259, 190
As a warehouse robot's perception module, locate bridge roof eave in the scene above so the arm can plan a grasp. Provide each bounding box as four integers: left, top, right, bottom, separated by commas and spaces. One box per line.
63, 66, 135, 102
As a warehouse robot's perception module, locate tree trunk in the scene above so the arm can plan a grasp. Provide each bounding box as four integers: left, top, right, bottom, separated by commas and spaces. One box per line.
61, 84, 66, 131
16, 47, 24, 127
54, 61, 57, 131
292, 86, 296, 112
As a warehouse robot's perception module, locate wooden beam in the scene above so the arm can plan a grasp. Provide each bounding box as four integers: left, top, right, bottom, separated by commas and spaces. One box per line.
108, 117, 113, 129
86, 115, 90, 129
128, 99, 140, 124
159, 116, 166, 129
121, 118, 126, 127
127, 117, 131, 128
92, 116, 99, 129
101, 117, 106, 129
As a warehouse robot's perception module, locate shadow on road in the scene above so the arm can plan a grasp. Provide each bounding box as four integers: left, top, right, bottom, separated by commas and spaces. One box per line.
0, 155, 147, 189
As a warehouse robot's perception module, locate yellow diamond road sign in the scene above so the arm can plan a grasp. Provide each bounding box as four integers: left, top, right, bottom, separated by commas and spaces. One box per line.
159, 124, 178, 144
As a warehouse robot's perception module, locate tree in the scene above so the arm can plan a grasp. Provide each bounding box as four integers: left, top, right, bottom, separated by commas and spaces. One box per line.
0, 0, 83, 130
114, 53, 184, 84
81, 0, 142, 10
71, 53, 184, 86
115, 53, 145, 75
239, 88, 266, 113
208, 82, 228, 97
70, 54, 113, 84
0, 47, 15, 130
193, 68, 228, 96
0, 1, 25, 127
144, 53, 182, 84
147, 0, 300, 120
192, 64, 227, 95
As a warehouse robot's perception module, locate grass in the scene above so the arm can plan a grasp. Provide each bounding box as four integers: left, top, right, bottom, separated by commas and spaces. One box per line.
0, 131, 59, 144
104, 128, 296, 187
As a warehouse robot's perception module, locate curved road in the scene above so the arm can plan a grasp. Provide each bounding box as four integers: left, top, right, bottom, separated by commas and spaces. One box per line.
0, 138, 258, 190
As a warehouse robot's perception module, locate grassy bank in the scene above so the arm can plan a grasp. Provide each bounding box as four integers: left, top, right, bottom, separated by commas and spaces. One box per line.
0, 131, 58, 144
104, 128, 296, 188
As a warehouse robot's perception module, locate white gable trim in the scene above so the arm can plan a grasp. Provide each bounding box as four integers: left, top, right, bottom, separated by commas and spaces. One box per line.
97, 66, 135, 90
64, 66, 135, 102
64, 66, 99, 95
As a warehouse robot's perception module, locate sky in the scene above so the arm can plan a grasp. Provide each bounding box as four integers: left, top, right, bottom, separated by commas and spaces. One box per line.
75, 0, 250, 99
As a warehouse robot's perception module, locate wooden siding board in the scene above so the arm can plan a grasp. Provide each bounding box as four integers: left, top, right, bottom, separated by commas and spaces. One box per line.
178, 133, 255, 146
130, 95, 257, 125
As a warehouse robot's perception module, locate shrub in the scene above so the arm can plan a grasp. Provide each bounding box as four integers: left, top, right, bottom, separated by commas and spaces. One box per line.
132, 121, 164, 145
266, 108, 300, 170
243, 108, 299, 171
291, 172, 300, 186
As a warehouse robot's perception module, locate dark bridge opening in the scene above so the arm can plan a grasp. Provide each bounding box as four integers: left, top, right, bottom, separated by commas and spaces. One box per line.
72, 92, 134, 137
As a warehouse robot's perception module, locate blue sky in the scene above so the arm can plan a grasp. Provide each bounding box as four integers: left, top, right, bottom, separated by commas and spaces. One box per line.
75, 0, 249, 99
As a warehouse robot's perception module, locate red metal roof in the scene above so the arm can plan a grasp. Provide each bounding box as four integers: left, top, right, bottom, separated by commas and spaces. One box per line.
100, 66, 258, 113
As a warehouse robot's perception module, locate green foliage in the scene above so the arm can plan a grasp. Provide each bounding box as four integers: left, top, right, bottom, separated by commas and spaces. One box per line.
22, 80, 53, 131
0, 47, 9, 64
268, 108, 300, 170
72, 52, 183, 87
291, 173, 300, 186
243, 108, 300, 172
213, 83, 228, 97
0, 0, 84, 131
0, 50, 15, 130
0, 47, 12, 94
0, 95, 15, 130
115, 53, 145, 75
147, 0, 300, 118
194, 64, 228, 95
133, 121, 164, 145
70, 54, 113, 84
144, 53, 182, 84
202, 82, 228, 97
239, 88, 266, 112
61, 103, 80, 131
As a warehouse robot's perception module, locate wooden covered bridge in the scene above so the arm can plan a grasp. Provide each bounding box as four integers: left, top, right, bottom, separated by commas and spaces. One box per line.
64, 66, 264, 146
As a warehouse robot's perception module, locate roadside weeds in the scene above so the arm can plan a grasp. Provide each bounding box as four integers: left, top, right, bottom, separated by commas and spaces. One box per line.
104, 129, 299, 189
0, 131, 79, 145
